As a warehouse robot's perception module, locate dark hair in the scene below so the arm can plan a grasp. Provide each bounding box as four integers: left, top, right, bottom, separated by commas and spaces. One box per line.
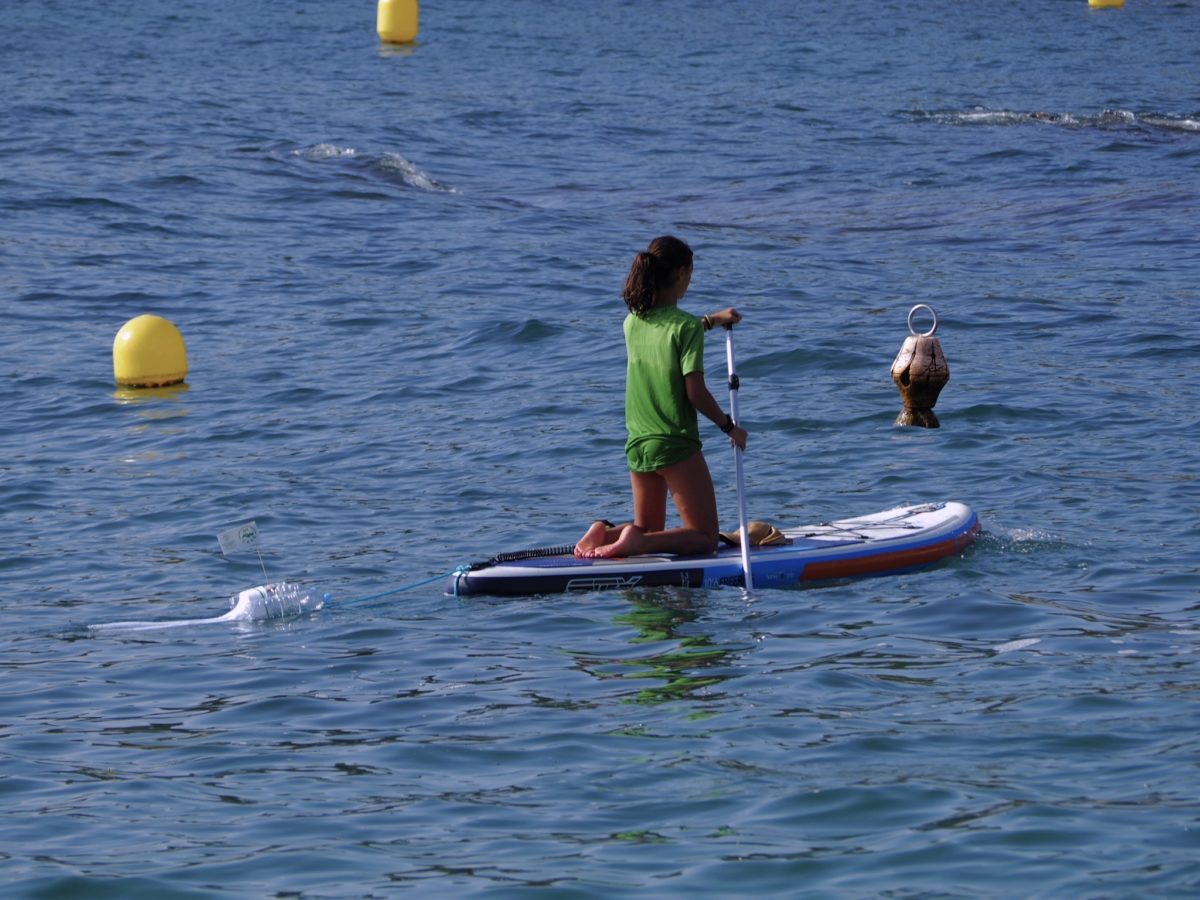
622, 235, 693, 318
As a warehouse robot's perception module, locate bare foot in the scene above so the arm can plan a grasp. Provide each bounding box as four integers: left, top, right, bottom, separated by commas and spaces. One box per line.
574, 520, 610, 558
584, 524, 645, 559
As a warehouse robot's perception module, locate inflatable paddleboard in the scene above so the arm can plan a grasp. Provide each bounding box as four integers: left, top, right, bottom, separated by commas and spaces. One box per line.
448, 501, 979, 597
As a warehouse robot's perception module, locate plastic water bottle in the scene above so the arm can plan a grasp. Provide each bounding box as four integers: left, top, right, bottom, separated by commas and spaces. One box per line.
229, 583, 323, 622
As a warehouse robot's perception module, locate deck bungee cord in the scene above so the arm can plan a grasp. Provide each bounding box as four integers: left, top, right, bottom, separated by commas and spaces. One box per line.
789, 504, 942, 541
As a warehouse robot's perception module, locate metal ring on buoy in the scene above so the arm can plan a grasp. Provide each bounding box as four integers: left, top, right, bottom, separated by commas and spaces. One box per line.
907, 304, 938, 337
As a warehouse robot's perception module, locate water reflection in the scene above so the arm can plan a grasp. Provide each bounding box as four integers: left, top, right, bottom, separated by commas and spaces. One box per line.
574, 589, 742, 706
112, 382, 190, 412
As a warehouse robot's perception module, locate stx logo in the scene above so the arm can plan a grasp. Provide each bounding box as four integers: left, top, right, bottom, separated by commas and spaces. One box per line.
564, 576, 645, 592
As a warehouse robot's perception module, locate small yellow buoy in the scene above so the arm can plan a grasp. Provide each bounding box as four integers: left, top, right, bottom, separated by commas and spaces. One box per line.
1088, 0, 1124, 8
377, 0, 418, 43
113, 315, 188, 388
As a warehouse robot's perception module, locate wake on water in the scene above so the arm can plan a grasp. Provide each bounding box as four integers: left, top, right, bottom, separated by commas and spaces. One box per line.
295, 143, 457, 192
912, 106, 1200, 133
89, 582, 322, 633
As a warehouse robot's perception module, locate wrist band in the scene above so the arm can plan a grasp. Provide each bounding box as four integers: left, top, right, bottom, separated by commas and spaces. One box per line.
702, 315, 713, 331
720, 414, 735, 434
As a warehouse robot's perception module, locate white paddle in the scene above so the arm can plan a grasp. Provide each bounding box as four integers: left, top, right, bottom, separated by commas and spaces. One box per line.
724, 327, 754, 591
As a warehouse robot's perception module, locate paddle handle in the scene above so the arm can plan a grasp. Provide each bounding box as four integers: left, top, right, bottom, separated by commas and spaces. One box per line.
724, 328, 754, 591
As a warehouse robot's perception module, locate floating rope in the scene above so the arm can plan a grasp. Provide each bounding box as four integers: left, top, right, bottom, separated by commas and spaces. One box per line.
321, 542, 579, 607
337, 567, 468, 606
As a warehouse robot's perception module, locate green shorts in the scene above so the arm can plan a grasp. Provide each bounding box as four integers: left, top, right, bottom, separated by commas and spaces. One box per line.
625, 435, 701, 473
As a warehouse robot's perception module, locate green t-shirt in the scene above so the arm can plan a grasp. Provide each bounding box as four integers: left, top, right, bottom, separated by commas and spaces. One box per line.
623, 306, 705, 472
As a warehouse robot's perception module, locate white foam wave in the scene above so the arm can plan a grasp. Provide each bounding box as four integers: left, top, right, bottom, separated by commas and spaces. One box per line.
976, 524, 1068, 555
993, 637, 1042, 654
917, 107, 1200, 135
298, 143, 358, 160
375, 152, 456, 193
295, 144, 456, 193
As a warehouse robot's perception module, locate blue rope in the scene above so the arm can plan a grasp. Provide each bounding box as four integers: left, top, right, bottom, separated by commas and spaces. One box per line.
336, 565, 471, 607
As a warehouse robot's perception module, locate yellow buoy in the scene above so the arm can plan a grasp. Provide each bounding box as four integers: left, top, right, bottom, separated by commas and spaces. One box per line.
377, 0, 418, 43
113, 315, 188, 388
1088, 0, 1124, 7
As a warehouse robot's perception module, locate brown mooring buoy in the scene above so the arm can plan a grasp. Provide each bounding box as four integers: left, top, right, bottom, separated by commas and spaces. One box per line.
891, 304, 949, 428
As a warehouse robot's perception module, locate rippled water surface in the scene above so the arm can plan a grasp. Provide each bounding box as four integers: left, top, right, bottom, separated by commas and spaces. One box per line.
2, 0, 1198, 896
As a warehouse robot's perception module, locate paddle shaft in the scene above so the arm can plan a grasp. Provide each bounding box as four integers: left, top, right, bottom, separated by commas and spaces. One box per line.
724, 328, 754, 591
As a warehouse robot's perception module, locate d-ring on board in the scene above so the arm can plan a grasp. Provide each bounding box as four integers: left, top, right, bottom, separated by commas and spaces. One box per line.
907, 303, 938, 336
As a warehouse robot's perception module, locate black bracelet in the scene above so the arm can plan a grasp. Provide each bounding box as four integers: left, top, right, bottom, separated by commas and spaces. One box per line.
720, 414, 735, 434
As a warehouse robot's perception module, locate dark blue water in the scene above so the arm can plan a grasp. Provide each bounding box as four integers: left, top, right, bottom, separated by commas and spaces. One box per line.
3, 1, 1198, 896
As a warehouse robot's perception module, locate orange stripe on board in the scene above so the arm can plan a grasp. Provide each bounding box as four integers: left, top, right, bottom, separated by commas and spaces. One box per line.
799, 523, 980, 582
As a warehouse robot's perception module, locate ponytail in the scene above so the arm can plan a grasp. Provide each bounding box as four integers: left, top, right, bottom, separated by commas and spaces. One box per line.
623, 252, 659, 317
622, 236, 693, 318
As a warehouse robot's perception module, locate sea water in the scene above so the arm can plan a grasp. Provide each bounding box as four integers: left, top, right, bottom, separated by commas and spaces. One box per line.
2, 0, 1198, 896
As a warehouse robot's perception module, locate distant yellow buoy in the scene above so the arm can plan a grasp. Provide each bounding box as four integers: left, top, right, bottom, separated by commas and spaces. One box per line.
377, 0, 418, 43
113, 315, 188, 388
1088, 0, 1124, 7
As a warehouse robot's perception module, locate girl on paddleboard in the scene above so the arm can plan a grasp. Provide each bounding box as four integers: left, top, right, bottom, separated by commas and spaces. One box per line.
575, 236, 748, 559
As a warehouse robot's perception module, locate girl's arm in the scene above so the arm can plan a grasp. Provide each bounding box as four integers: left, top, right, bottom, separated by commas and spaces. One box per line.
684, 371, 748, 450
701, 307, 742, 331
